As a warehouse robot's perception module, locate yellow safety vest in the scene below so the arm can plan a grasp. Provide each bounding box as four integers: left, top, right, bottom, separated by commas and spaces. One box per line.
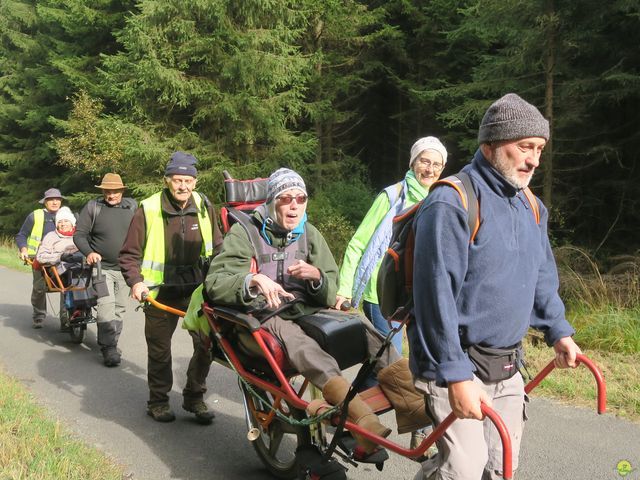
140, 191, 214, 299
27, 209, 45, 255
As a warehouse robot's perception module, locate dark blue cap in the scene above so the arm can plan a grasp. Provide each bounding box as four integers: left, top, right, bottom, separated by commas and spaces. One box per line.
165, 151, 198, 177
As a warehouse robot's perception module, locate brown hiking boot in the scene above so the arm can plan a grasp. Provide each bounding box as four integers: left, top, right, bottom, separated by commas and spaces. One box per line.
147, 404, 176, 423
322, 376, 391, 453
182, 401, 215, 425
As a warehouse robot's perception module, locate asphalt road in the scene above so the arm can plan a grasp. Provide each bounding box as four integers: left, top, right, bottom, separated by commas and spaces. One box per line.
0, 265, 638, 480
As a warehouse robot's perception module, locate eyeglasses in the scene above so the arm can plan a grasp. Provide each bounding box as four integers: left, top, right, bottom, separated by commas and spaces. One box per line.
276, 194, 308, 205
416, 158, 444, 171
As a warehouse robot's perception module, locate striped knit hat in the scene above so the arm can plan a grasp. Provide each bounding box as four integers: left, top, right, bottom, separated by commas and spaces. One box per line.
266, 168, 307, 203
478, 93, 549, 144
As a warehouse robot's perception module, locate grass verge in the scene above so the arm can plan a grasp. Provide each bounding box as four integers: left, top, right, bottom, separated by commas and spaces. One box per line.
0, 366, 124, 480
525, 336, 640, 421
0, 237, 30, 272
0, 242, 126, 478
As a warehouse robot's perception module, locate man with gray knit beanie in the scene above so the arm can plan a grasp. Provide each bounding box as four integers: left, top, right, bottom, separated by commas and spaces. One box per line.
409, 93, 581, 480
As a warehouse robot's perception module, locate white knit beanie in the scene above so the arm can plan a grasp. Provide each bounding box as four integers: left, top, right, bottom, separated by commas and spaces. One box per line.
409, 137, 448, 168
55, 206, 76, 226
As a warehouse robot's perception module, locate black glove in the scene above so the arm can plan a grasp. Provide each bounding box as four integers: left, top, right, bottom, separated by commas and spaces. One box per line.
61, 251, 83, 263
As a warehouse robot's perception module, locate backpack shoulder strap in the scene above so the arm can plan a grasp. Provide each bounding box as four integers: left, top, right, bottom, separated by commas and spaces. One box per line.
117, 197, 138, 212
88, 198, 102, 231
293, 227, 309, 261
431, 172, 481, 242
522, 187, 540, 225
226, 207, 269, 267
384, 181, 405, 206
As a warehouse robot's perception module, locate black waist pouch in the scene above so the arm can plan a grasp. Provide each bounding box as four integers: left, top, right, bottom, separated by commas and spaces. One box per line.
467, 344, 521, 383
296, 310, 368, 370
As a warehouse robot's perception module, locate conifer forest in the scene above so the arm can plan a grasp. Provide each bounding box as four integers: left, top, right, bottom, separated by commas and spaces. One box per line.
1, 0, 639, 262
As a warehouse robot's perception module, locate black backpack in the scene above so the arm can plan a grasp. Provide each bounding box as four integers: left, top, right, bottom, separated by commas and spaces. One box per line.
376, 171, 540, 321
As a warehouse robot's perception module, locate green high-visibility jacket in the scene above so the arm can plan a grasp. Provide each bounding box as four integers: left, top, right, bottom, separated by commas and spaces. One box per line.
140, 191, 213, 299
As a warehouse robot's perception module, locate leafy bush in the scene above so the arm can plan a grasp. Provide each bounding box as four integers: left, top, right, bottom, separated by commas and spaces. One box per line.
311, 210, 355, 266
307, 172, 374, 264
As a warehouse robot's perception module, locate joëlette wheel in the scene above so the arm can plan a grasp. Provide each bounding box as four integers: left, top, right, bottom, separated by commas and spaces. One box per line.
68, 309, 88, 344
68, 323, 85, 344
240, 383, 311, 479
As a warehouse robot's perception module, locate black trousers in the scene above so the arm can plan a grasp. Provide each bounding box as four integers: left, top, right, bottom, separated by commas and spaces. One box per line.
144, 299, 211, 407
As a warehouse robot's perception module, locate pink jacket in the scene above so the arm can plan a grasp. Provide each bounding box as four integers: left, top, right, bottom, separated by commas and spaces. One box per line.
35, 230, 78, 265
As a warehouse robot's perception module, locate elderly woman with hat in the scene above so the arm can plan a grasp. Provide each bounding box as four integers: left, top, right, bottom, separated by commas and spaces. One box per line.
35, 206, 79, 266
16, 187, 67, 328
205, 167, 431, 460
335, 136, 448, 355
334, 137, 447, 450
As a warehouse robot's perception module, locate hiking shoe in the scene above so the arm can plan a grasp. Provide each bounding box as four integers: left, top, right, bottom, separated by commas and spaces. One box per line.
59, 310, 70, 332
147, 404, 176, 423
411, 427, 438, 460
182, 401, 215, 425
102, 347, 121, 367
32, 318, 43, 329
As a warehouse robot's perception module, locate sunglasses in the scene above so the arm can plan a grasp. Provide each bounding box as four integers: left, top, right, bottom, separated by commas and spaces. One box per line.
276, 194, 308, 205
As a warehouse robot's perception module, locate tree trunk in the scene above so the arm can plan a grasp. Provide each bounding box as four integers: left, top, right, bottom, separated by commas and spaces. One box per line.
542, 0, 556, 208
396, 91, 404, 180
313, 17, 324, 186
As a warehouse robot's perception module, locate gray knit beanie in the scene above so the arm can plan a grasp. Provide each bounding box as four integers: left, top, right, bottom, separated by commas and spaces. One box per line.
478, 93, 549, 144
266, 168, 307, 203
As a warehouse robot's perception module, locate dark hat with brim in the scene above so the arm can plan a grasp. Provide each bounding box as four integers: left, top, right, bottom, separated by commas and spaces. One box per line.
95, 173, 126, 189
39, 188, 66, 204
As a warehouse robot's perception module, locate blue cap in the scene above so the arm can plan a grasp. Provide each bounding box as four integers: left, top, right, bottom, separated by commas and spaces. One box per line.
165, 151, 198, 177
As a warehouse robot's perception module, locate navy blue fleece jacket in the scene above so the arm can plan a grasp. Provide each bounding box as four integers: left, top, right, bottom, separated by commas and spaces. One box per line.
408, 150, 575, 386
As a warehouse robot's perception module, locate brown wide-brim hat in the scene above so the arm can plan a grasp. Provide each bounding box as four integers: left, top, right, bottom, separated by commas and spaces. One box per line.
39, 188, 66, 204
95, 173, 126, 189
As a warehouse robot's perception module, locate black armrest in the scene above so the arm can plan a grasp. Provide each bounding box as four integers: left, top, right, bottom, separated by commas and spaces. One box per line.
208, 305, 262, 331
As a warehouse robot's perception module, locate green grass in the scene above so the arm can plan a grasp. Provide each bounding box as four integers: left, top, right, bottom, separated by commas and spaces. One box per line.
0, 367, 125, 480
398, 305, 640, 422
524, 337, 640, 421
569, 305, 640, 355
0, 242, 125, 479
0, 237, 30, 272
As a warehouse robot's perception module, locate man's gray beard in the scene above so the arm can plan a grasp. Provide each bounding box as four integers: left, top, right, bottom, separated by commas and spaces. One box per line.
491, 150, 532, 190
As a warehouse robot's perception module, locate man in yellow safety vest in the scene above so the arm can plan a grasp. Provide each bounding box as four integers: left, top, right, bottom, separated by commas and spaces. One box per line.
16, 188, 66, 329
119, 152, 223, 424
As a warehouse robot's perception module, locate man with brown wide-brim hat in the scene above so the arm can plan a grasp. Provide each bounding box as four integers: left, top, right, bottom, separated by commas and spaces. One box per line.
73, 173, 137, 366
95, 172, 126, 190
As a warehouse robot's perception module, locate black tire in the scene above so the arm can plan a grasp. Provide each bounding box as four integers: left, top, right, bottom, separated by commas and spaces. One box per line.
69, 322, 85, 344
240, 383, 311, 479
67, 308, 89, 344
59, 308, 70, 332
